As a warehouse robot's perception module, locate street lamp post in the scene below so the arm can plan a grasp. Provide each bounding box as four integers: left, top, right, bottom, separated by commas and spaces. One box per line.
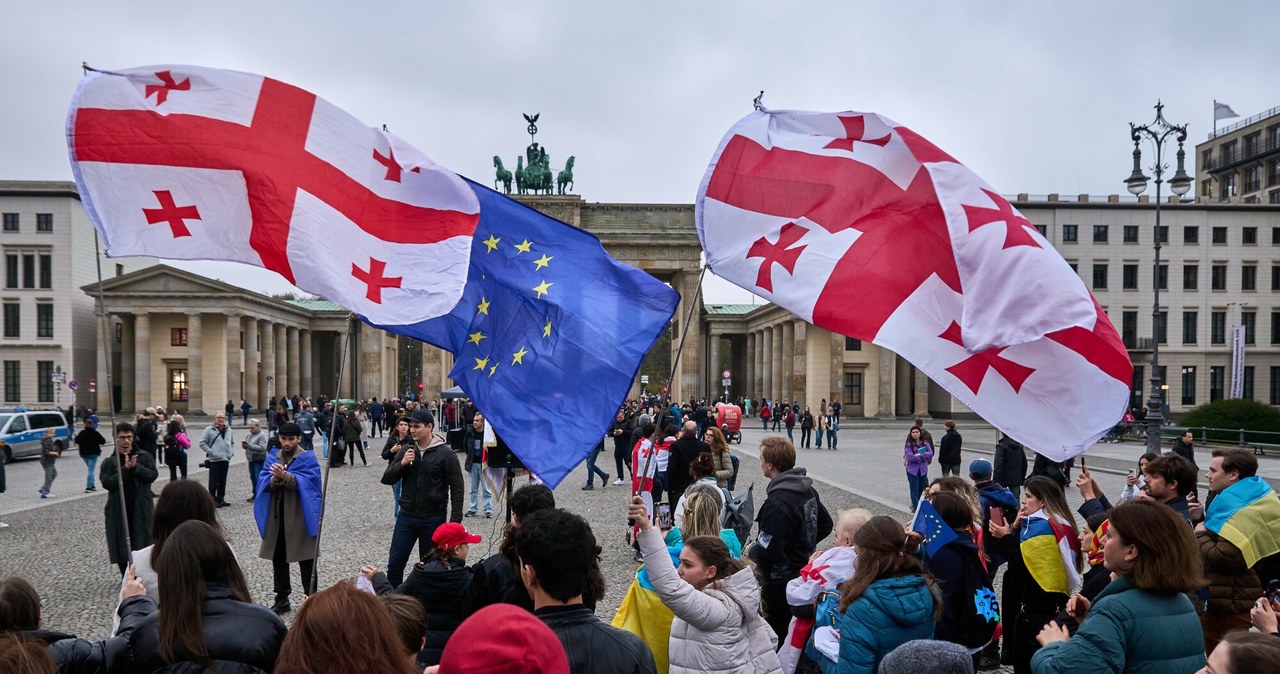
1125, 101, 1193, 455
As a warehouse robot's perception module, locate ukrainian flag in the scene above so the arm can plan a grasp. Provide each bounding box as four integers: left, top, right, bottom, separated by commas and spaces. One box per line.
1204, 476, 1280, 568
1020, 510, 1082, 596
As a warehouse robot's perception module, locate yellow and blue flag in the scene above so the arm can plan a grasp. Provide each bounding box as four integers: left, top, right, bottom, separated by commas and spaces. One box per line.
1204, 476, 1280, 568
1019, 509, 1082, 595
910, 497, 959, 557
370, 181, 679, 487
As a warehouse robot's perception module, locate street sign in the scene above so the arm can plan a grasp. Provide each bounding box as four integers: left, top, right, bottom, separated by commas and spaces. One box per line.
640, 375, 650, 384
722, 378, 731, 387
89, 378, 97, 392
51, 372, 66, 383
68, 380, 79, 390
721, 369, 731, 379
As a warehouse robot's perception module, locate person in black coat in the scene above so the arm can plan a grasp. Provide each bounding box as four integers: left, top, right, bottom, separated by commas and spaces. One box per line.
994, 433, 1028, 498
937, 420, 963, 476
101, 423, 158, 575
665, 421, 711, 502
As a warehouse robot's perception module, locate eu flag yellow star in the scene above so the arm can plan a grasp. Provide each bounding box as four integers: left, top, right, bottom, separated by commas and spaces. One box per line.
467, 331, 486, 345
477, 297, 490, 315
514, 239, 533, 254
543, 319, 552, 338
512, 346, 528, 365
533, 254, 553, 270
532, 280, 553, 299
482, 234, 501, 253
472, 356, 490, 371
489, 363, 499, 377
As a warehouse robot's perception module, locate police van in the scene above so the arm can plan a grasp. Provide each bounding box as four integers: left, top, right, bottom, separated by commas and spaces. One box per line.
0, 407, 71, 462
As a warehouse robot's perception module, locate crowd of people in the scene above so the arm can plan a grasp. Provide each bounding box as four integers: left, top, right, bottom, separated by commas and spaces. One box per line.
4, 390, 1280, 674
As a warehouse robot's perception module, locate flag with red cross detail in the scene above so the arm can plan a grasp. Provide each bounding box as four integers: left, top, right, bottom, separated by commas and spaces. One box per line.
67, 65, 479, 327
696, 108, 1132, 459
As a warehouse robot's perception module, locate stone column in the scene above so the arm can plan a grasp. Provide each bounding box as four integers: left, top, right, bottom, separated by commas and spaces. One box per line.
745, 332, 756, 401
771, 325, 784, 401
300, 329, 313, 397
780, 321, 794, 402
708, 331, 721, 399
274, 324, 287, 398
829, 331, 844, 410
243, 317, 259, 411
360, 323, 381, 399
287, 326, 300, 399
914, 366, 930, 418
877, 347, 896, 418
225, 313, 241, 407
676, 273, 702, 402
96, 314, 112, 412
260, 320, 276, 405
134, 312, 151, 411
792, 321, 807, 405
806, 325, 833, 413
762, 327, 773, 400
187, 313, 204, 414
121, 316, 135, 412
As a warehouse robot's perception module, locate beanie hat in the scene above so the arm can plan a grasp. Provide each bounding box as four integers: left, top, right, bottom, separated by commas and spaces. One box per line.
969, 458, 994, 478
438, 604, 569, 674
880, 640, 974, 674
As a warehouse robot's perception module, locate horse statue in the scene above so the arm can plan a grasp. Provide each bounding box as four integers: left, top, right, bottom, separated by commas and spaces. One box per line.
493, 156, 513, 194
515, 156, 526, 195
557, 156, 575, 195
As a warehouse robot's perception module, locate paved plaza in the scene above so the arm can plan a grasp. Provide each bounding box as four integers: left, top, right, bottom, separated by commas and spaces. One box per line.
2, 413, 1275, 659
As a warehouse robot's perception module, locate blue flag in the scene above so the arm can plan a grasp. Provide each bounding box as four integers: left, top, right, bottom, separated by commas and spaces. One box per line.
369, 180, 680, 487
909, 497, 959, 558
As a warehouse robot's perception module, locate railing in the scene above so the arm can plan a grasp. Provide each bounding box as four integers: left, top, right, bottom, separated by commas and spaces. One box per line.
1208, 105, 1280, 140
1163, 424, 1280, 448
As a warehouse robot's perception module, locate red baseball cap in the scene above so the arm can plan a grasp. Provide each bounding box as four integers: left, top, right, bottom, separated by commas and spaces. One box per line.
439, 604, 569, 674
433, 522, 482, 550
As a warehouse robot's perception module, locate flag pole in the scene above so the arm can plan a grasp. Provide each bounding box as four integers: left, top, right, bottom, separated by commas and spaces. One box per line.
1213, 99, 1217, 137
309, 313, 355, 593
92, 231, 133, 563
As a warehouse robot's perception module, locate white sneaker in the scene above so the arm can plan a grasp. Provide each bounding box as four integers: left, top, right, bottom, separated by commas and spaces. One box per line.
0, 522, 10, 529
613, 478, 623, 486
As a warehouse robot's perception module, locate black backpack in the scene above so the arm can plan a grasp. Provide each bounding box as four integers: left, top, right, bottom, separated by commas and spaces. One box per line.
940, 542, 1001, 649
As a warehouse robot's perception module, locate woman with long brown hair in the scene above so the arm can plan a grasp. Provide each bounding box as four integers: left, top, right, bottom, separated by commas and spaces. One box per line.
276, 581, 418, 674
831, 515, 939, 673
701, 426, 735, 489
128, 520, 286, 672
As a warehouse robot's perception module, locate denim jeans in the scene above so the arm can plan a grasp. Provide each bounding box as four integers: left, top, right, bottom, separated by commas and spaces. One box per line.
391, 481, 402, 519
387, 513, 445, 587
468, 463, 492, 514
907, 472, 929, 508
82, 454, 99, 489
815, 428, 824, 448
827, 429, 838, 449
321, 432, 329, 459
785, 427, 794, 441
248, 460, 265, 493
585, 447, 608, 486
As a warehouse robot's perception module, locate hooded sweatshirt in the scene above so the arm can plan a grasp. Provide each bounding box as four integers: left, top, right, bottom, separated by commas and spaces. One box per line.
750, 468, 834, 582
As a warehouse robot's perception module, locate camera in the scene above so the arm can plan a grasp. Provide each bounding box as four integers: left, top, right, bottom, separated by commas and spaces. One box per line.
198, 460, 211, 469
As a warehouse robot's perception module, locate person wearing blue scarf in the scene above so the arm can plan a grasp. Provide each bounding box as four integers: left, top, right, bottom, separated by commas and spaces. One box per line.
254, 422, 323, 615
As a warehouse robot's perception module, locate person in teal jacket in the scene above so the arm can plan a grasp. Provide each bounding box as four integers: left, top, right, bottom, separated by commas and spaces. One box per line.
1032, 500, 1206, 674
821, 516, 938, 674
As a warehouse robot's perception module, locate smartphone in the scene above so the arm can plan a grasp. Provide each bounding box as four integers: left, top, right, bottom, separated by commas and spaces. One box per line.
989, 507, 1007, 528
656, 502, 673, 530
1268, 579, 1280, 603
1127, 469, 1136, 477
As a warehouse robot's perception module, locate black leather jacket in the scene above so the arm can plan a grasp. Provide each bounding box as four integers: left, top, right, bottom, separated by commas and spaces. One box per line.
536, 605, 656, 674
21, 595, 155, 674
127, 585, 287, 674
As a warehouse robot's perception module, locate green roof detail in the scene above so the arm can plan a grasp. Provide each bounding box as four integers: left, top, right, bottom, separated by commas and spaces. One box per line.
704, 304, 761, 315
285, 299, 346, 312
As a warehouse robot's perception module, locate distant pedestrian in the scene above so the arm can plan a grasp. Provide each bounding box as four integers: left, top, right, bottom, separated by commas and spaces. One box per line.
903, 427, 933, 509
240, 398, 251, 426
783, 406, 796, 442
75, 418, 106, 493
37, 428, 59, 499
463, 413, 493, 515
161, 419, 190, 482
199, 412, 234, 507
824, 408, 839, 450
937, 420, 962, 477
243, 419, 268, 503
799, 406, 814, 449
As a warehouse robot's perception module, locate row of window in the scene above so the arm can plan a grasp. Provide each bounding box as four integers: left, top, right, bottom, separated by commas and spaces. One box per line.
1052, 224, 1273, 245
1, 213, 53, 233
2, 360, 56, 403
1114, 309, 1280, 346
1081, 262, 1280, 292
1, 302, 54, 338
4, 252, 53, 289
1133, 364, 1280, 408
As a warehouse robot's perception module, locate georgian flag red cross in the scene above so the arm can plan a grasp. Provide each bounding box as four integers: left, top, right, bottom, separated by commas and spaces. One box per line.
68, 65, 479, 326
696, 108, 1132, 457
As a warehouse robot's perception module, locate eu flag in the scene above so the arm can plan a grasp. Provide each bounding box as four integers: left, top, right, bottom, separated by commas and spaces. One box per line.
909, 498, 959, 558
368, 180, 680, 487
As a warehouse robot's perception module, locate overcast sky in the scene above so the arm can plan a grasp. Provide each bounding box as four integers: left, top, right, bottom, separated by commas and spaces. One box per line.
5, 1, 1275, 303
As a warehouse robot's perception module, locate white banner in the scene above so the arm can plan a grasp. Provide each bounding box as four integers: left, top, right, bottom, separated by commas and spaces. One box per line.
1230, 324, 1246, 399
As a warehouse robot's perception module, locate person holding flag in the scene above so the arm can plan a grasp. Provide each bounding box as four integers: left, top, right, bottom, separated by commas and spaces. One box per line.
920, 492, 1000, 667
253, 422, 322, 615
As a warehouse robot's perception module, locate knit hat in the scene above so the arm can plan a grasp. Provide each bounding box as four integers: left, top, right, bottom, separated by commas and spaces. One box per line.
278, 422, 302, 437
880, 640, 974, 674
438, 604, 569, 674
968, 458, 994, 478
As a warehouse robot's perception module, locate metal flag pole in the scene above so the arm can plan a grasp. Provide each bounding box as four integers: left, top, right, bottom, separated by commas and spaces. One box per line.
92, 231, 133, 561
308, 313, 355, 593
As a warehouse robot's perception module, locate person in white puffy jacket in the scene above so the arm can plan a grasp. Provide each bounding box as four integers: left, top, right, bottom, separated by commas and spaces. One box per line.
629, 496, 783, 674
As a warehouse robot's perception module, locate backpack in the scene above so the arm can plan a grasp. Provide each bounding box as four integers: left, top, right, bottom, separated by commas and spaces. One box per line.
722, 483, 755, 547
942, 543, 1001, 649
727, 453, 741, 491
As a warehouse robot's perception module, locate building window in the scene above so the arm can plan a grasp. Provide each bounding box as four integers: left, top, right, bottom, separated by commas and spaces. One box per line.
2, 303, 17, 338
114, 263, 124, 278
38, 254, 50, 289
1222, 173, 1237, 198
22, 254, 34, 288
1212, 227, 1228, 244
1244, 227, 1258, 245
1210, 366, 1225, 402
4, 254, 16, 288
170, 368, 189, 403
1272, 367, 1280, 405
1273, 312, 1280, 345
1156, 226, 1168, 243
1246, 168, 1262, 194
1272, 190, 1280, 205
2, 213, 16, 232
1245, 132, 1261, 157
843, 372, 862, 407
36, 303, 52, 338
171, 328, 188, 347
1273, 265, 1280, 291
1092, 264, 1108, 290
35, 214, 52, 232
1211, 265, 1227, 290
1184, 264, 1198, 291
1155, 311, 1167, 344
1243, 311, 1257, 344
1123, 264, 1139, 290
844, 337, 861, 351
1121, 311, 1138, 348
1271, 158, 1280, 186
1202, 148, 1214, 169
1243, 264, 1258, 291
1067, 261, 1078, 273
1184, 226, 1199, 244
1182, 311, 1197, 345
1211, 311, 1226, 344
1181, 366, 1196, 406
36, 361, 53, 403
1157, 264, 1168, 290
1244, 366, 1256, 401
1062, 224, 1078, 242
1201, 179, 1213, 197
1034, 224, 1047, 237
1123, 225, 1139, 243
2, 361, 18, 402
1092, 225, 1108, 243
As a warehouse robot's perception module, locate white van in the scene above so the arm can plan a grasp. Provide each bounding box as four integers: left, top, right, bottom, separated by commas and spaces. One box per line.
0, 407, 71, 462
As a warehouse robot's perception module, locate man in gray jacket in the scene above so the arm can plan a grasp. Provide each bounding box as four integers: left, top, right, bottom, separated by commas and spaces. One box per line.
242, 419, 269, 503
200, 412, 234, 507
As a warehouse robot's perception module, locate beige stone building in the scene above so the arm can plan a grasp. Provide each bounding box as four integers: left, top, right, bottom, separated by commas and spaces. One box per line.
1196, 105, 1280, 205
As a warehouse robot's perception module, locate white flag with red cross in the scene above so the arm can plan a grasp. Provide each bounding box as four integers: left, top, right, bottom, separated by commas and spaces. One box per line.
67, 65, 479, 325
696, 108, 1132, 458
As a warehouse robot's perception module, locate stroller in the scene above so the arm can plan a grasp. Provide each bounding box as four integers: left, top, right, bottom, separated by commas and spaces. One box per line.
716, 403, 743, 444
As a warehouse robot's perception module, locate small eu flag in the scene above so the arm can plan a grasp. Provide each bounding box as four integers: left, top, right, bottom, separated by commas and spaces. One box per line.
369, 180, 680, 487
910, 497, 959, 558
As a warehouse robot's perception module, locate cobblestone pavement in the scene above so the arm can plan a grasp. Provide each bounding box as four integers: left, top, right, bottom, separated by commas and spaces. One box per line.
3, 414, 1269, 672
